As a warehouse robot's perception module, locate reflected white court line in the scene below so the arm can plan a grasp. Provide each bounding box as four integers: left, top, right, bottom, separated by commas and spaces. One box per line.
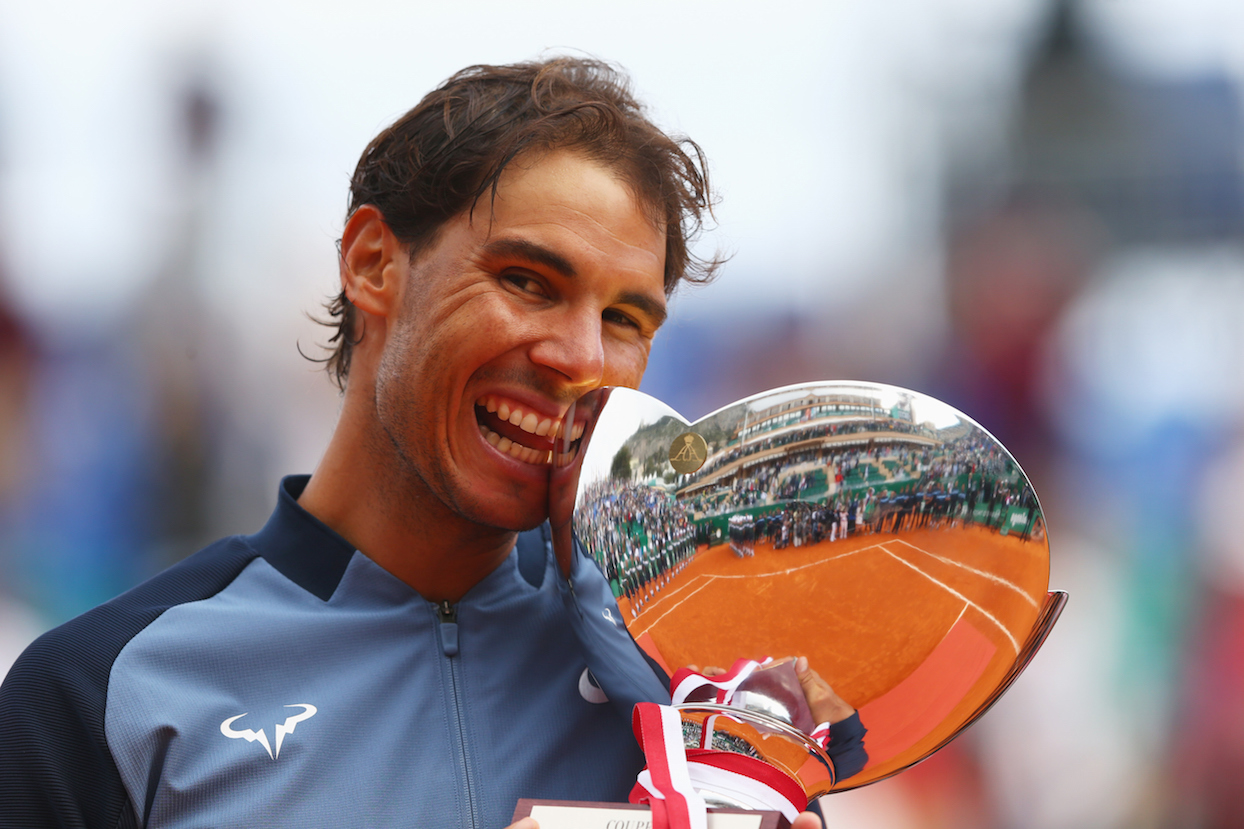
880, 549, 1020, 653
887, 538, 1041, 608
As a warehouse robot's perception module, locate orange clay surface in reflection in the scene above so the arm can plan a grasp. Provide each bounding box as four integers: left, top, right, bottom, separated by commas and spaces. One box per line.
617, 523, 1047, 788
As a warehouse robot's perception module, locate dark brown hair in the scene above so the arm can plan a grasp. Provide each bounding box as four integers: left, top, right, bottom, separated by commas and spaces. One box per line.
317, 56, 719, 388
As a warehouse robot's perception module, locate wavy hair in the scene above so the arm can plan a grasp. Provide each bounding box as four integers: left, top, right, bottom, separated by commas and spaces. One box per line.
314, 57, 720, 389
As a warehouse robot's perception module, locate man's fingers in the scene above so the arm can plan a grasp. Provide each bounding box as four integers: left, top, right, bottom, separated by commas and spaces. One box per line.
687, 664, 727, 677
794, 656, 856, 724
790, 810, 823, 829
796, 656, 825, 691
505, 818, 539, 829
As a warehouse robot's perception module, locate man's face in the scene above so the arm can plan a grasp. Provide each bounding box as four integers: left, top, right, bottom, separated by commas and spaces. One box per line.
373, 150, 667, 531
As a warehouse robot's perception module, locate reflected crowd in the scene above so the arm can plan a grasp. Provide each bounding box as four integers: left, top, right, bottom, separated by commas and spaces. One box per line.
574, 479, 696, 615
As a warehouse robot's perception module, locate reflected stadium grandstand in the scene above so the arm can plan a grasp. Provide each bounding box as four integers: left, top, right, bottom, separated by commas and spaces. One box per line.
677, 385, 1043, 551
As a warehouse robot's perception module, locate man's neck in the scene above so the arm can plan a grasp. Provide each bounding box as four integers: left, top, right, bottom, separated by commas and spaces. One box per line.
297, 408, 519, 605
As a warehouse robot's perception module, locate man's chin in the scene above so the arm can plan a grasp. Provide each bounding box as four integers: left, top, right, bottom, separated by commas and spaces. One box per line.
450, 436, 555, 532
460, 492, 550, 534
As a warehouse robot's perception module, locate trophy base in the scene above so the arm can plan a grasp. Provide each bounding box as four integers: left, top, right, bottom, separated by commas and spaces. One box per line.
513, 799, 788, 829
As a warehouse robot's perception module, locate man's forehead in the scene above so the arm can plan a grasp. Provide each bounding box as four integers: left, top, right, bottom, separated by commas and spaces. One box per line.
485, 150, 665, 245
469, 151, 665, 265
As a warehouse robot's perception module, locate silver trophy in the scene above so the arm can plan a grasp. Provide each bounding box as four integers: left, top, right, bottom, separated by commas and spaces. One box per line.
547, 381, 1066, 811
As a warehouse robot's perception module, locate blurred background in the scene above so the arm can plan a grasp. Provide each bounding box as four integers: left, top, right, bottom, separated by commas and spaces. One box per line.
3, 0, 1244, 825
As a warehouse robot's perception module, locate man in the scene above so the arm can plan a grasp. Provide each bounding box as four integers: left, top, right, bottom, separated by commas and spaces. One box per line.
0, 58, 834, 828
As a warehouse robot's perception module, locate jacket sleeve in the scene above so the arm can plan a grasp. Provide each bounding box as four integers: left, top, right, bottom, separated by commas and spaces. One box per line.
0, 625, 137, 829
825, 711, 868, 781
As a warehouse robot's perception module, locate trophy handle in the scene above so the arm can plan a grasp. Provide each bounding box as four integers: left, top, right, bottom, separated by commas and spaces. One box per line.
962, 589, 1069, 724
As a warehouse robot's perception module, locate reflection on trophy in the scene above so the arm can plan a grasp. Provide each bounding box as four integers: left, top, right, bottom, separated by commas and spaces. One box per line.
543, 381, 1067, 827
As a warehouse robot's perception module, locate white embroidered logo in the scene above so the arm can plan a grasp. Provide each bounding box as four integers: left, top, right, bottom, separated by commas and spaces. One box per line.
578, 668, 609, 704
220, 704, 317, 759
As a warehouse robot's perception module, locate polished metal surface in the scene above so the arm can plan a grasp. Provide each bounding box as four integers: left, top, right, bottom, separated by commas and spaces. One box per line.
550, 381, 1065, 798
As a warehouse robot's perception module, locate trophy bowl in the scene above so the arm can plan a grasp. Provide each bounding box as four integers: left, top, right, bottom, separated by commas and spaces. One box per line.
550, 381, 1067, 803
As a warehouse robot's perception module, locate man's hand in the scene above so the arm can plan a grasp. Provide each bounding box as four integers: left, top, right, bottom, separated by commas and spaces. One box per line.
795, 656, 855, 725
791, 809, 823, 829
686, 664, 725, 677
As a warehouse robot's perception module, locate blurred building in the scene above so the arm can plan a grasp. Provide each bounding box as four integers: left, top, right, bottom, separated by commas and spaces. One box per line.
932, 4, 1244, 829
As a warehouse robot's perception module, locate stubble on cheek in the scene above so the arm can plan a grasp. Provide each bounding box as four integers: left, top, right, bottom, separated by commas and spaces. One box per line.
369, 316, 517, 529
371, 322, 436, 502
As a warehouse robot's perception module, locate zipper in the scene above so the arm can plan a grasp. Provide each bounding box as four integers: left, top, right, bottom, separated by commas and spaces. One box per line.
437, 600, 459, 656
436, 600, 478, 829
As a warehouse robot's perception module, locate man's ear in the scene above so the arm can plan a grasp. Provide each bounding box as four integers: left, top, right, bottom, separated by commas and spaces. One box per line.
340, 204, 405, 319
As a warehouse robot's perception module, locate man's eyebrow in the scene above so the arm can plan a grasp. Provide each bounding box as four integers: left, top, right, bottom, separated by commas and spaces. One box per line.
482, 237, 577, 278
483, 236, 668, 328
618, 291, 668, 329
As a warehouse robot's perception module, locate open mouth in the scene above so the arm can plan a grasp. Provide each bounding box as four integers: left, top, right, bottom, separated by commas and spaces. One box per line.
475, 395, 585, 466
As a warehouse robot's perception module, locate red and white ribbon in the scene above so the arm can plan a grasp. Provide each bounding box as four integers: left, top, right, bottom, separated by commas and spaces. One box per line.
630, 702, 708, 829
629, 701, 811, 827
669, 657, 773, 706
682, 749, 807, 822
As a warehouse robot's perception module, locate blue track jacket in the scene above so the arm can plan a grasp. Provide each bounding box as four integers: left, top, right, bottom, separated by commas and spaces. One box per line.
0, 476, 670, 829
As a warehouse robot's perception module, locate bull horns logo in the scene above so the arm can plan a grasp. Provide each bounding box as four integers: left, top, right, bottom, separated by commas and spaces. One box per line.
220, 704, 317, 759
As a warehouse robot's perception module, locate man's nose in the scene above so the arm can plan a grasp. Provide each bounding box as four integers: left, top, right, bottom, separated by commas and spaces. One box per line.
529, 308, 605, 389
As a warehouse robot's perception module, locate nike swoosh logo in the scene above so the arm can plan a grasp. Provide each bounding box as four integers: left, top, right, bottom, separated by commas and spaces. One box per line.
579, 668, 609, 704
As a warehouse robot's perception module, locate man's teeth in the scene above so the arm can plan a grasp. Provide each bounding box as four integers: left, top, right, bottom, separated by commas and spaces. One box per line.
479, 423, 551, 465
476, 396, 585, 440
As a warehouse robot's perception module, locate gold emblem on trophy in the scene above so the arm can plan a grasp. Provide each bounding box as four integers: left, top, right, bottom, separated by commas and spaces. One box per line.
669, 432, 708, 475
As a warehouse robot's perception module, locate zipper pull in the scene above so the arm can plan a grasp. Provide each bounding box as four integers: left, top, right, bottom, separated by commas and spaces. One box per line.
437, 600, 459, 657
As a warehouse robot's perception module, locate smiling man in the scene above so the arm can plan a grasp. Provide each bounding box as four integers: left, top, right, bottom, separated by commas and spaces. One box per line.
0, 58, 825, 829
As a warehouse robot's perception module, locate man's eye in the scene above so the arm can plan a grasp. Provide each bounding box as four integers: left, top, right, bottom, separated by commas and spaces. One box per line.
503, 273, 547, 297
603, 308, 640, 329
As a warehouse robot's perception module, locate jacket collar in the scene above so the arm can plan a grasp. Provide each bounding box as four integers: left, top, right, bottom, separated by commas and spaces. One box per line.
246, 475, 357, 601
